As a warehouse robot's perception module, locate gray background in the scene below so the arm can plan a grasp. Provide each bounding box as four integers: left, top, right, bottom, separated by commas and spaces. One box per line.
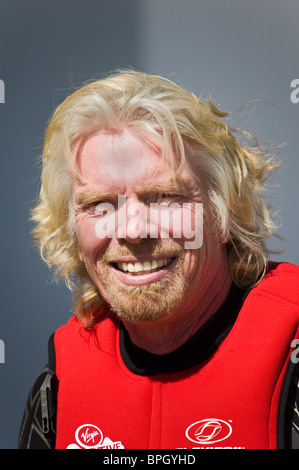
0, 0, 298, 449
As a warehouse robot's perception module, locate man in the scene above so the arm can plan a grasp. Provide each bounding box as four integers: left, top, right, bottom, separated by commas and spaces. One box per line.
18, 70, 299, 449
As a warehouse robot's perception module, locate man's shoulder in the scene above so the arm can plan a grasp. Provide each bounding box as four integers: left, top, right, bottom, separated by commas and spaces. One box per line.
267, 261, 299, 275
55, 314, 81, 335
264, 261, 299, 285
55, 314, 117, 336
251, 261, 299, 306
53, 314, 119, 359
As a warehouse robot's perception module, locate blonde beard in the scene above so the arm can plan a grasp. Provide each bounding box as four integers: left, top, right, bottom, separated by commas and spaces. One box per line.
98, 240, 186, 323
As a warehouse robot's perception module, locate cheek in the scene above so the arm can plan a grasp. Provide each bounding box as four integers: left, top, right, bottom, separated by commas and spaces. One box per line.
76, 215, 108, 263
183, 249, 201, 277
161, 204, 203, 250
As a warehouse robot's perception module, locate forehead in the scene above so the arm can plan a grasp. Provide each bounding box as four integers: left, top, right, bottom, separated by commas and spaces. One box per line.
73, 128, 198, 194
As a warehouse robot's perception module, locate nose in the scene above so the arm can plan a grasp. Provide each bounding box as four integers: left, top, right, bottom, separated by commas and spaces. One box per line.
116, 195, 155, 244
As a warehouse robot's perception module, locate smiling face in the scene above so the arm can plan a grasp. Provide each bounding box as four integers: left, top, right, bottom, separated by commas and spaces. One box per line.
72, 127, 230, 327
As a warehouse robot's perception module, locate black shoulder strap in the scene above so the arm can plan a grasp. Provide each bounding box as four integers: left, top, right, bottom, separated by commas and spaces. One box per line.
47, 332, 56, 372
277, 359, 299, 449
40, 333, 58, 440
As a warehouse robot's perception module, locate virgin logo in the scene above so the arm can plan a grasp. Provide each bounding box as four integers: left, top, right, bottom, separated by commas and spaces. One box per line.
185, 419, 232, 445
75, 424, 103, 448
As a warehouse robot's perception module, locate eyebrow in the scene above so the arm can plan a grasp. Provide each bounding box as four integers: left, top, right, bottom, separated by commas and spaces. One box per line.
76, 188, 120, 206
135, 177, 197, 196
76, 177, 198, 206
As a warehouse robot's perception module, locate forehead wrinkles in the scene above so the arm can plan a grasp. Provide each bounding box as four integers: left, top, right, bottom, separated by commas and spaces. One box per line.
71, 127, 186, 184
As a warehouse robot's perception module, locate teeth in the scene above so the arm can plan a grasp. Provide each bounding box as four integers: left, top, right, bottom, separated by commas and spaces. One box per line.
117, 258, 173, 274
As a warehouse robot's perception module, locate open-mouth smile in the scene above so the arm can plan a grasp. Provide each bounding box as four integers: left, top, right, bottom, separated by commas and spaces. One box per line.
115, 257, 174, 275
109, 257, 176, 285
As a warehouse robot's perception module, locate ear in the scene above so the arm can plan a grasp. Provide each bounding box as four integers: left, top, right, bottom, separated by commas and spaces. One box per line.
219, 231, 230, 245
77, 244, 84, 263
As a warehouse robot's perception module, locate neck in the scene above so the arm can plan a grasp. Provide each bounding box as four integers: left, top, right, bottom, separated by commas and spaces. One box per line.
123, 269, 232, 355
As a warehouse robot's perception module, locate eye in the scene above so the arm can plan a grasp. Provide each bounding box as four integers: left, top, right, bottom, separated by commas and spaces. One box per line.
158, 193, 183, 202
83, 201, 102, 212
159, 193, 183, 203
156, 194, 185, 210
84, 200, 115, 216
160, 193, 176, 198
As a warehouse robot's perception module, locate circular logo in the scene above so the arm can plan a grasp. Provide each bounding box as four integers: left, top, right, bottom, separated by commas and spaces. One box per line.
75, 424, 103, 449
185, 419, 232, 445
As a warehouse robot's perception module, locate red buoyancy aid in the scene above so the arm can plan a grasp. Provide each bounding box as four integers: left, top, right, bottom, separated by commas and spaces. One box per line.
54, 262, 299, 449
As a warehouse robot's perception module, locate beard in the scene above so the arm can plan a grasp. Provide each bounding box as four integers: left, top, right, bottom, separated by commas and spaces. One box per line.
97, 239, 187, 324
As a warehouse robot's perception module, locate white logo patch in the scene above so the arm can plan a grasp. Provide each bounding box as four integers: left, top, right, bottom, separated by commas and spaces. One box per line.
185, 419, 232, 445
67, 424, 125, 449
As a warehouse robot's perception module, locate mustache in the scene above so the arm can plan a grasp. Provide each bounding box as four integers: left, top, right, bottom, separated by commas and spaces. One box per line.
101, 239, 185, 263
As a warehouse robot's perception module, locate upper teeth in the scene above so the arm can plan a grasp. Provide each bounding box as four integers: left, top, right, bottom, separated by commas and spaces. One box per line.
117, 258, 172, 273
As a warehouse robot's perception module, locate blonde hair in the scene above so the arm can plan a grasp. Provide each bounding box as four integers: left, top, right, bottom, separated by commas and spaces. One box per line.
31, 69, 280, 322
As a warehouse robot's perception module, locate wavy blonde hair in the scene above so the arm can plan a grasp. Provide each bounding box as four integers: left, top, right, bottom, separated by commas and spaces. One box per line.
31, 70, 280, 323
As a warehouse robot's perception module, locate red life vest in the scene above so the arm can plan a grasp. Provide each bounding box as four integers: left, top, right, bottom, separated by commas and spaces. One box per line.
54, 262, 299, 449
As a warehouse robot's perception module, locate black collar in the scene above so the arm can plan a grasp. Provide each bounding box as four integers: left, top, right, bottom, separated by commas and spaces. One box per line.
119, 283, 248, 376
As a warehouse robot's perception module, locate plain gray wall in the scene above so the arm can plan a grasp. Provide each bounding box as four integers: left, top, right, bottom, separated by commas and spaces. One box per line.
0, 0, 298, 448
